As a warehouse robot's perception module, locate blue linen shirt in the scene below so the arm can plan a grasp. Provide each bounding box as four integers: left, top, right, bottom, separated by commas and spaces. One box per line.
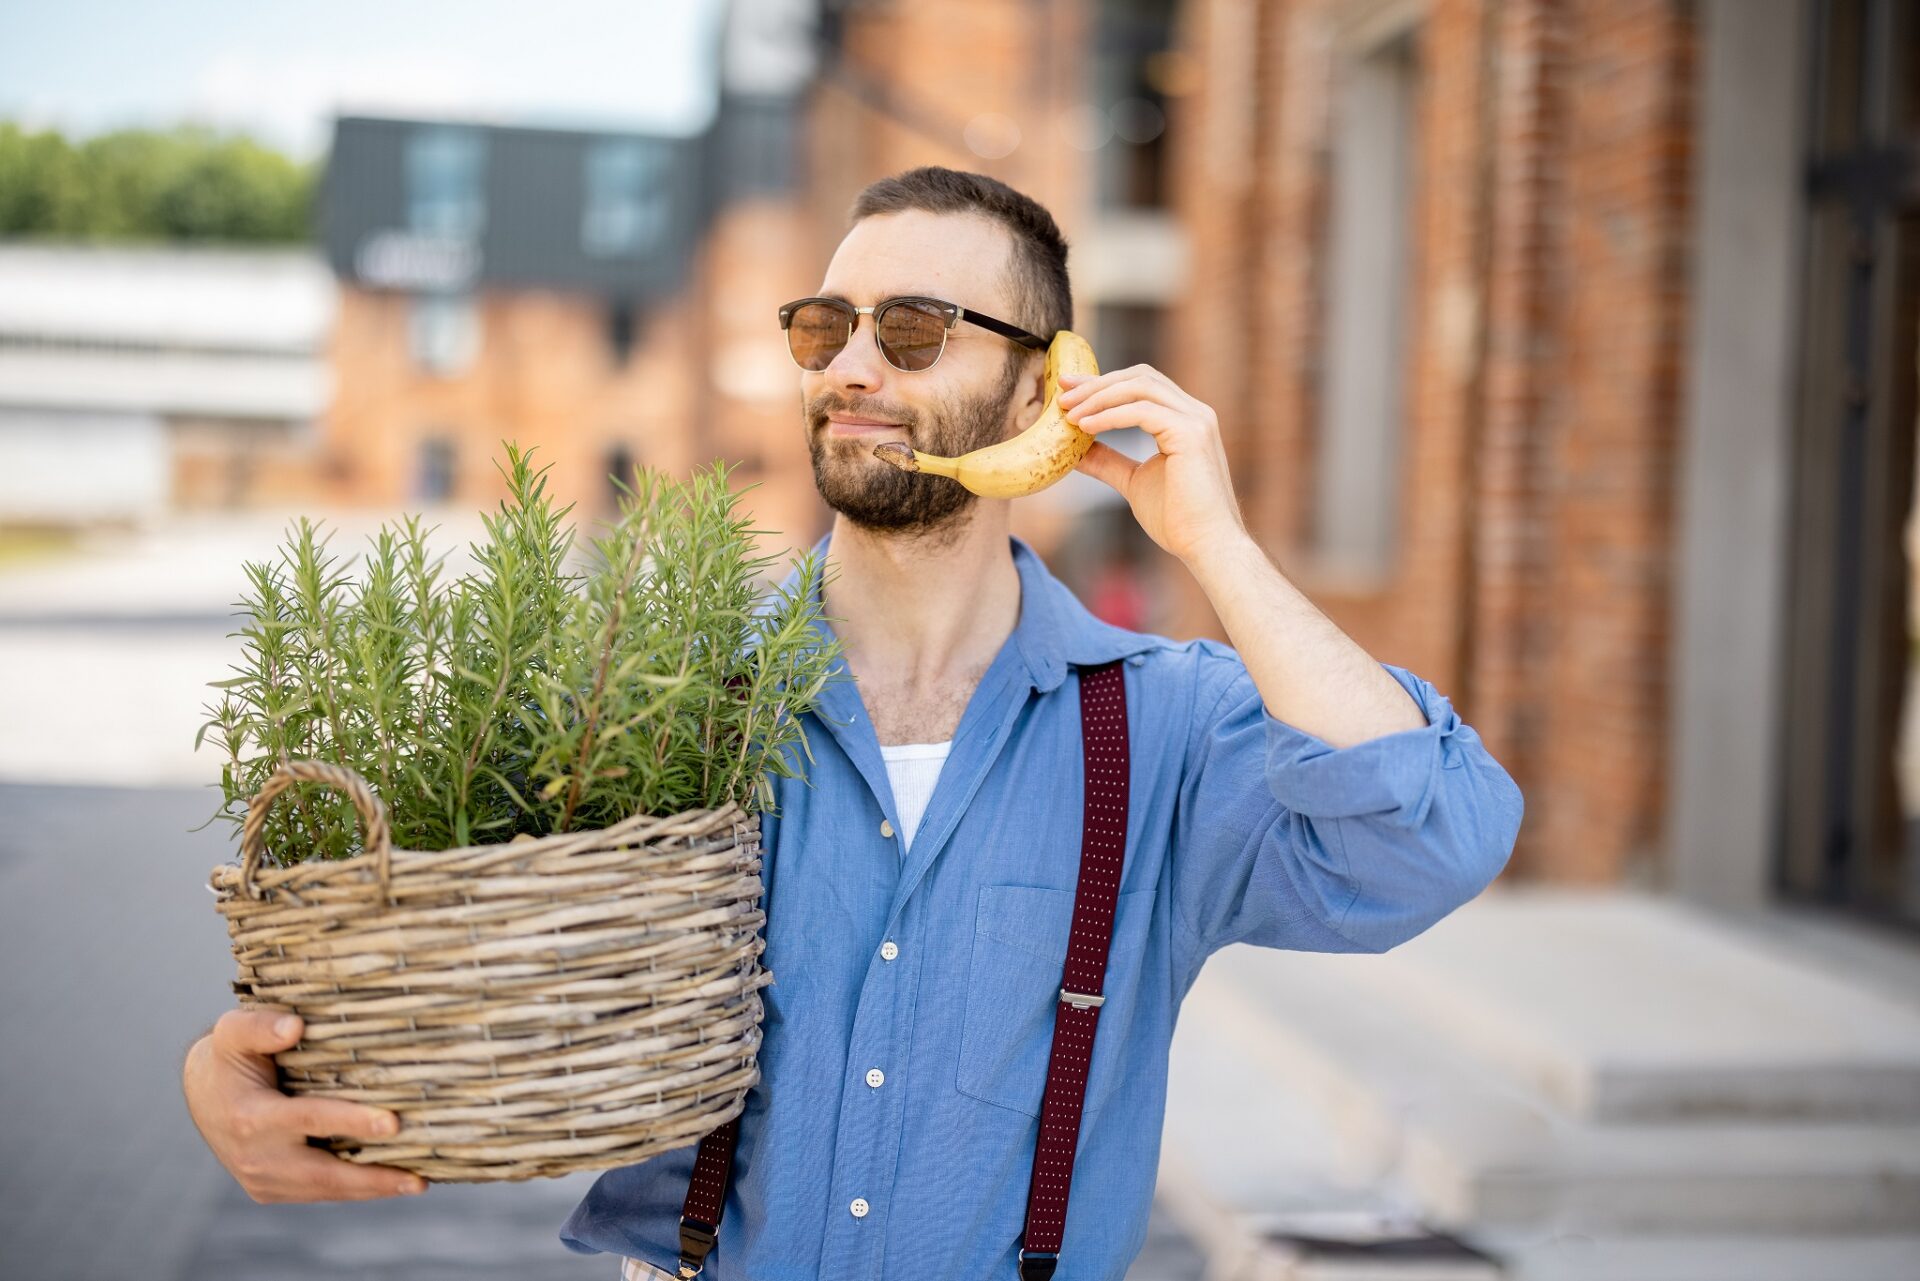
561, 530, 1523, 1280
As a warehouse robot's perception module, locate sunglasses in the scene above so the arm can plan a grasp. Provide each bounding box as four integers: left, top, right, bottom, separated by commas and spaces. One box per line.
777, 295, 1048, 373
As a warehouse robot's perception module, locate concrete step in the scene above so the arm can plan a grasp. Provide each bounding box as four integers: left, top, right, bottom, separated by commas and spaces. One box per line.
1316, 889, 1920, 1124
1160, 977, 1424, 1217
1159, 970, 1509, 1277
1184, 938, 1920, 1234
1158, 1218, 1920, 1281
1160, 984, 1920, 1277
1478, 1228, 1920, 1281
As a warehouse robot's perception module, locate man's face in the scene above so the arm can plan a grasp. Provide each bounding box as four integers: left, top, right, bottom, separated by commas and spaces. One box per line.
799, 210, 1039, 535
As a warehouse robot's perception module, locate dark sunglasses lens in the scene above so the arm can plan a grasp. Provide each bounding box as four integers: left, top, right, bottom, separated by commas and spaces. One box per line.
787, 302, 848, 371
877, 301, 947, 371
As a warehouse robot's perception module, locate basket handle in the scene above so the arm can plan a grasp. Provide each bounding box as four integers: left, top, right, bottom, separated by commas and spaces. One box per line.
240, 759, 393, 900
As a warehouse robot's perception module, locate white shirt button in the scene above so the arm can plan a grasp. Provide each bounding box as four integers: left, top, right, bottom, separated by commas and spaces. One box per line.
880, 940, 899, 961
866, 1067, 885, 1088
850, 1197, 870, 1218
879, 818, 895, 838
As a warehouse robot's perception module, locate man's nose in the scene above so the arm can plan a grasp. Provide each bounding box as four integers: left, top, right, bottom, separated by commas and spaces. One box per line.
822, 313, 889, 387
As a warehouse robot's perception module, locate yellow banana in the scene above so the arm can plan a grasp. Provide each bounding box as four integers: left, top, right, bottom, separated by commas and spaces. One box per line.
870, 329, 1100, 498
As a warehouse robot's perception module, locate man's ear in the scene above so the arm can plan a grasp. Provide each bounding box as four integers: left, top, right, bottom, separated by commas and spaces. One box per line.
993, 347, 1048, 438
1016, 350, 1050, 421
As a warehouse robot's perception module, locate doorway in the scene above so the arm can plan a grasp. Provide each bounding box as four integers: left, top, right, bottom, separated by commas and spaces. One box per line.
1778, 0, 1920, 930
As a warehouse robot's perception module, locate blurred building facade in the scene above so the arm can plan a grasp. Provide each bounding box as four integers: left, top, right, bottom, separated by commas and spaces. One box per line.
4, 0, 1909, 929
1136, 9, 1920, 1274
312, 74, 825, 544
304, 0, 1188, 591
316, 116, 709, 515
0, 245, 334, 523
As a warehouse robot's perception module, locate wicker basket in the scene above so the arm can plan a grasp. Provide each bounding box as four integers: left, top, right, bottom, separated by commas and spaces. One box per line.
208, 758, 772, 1183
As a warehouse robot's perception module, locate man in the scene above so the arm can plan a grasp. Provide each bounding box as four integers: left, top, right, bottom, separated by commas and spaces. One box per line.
183, 166, 1523, 1280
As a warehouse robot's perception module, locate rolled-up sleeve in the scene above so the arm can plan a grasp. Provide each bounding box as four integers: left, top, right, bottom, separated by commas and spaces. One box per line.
1168, 648, 1523, 984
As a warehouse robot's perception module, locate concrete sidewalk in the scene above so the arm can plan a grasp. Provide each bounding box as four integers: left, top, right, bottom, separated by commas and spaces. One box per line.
0, 780, 612, 1280
0, 508, 492, 789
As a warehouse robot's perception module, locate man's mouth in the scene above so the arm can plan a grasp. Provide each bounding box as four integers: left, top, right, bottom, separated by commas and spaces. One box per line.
825, 416, 905, 437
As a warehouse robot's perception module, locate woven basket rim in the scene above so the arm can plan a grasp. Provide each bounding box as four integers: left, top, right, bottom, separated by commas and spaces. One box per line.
222, 757, 761, 900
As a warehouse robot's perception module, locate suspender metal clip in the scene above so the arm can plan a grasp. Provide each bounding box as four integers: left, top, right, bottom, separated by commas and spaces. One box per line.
676, 1215, 717, 1278
1019, 1247, 1060, 1280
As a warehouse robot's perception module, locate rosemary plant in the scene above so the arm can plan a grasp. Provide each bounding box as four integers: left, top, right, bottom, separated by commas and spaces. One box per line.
195, 443, 845, 867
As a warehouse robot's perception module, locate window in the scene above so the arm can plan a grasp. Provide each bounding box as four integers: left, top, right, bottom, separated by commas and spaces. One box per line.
605, 443, 637, 514
1087, 304, 1166, 467
410, 293, 481, 375
1089, 0, 1176, 210
1315, 23, 1421, 581
606, 300, 638, 365
582, 140, 670, 258
1091, 302, 1164, 371
417, 436, 457, 502
406, 127, 487, 240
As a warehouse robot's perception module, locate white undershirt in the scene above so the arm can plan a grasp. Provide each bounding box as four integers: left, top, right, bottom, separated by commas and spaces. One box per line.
878, 740, 952, 854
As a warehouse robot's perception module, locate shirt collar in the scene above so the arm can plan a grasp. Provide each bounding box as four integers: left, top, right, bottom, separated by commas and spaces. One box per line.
773, 528, 1160, 694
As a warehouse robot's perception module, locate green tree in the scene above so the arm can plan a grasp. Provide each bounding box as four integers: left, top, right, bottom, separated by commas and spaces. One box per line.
0, 122, 316, 243
0, 125, 88, 233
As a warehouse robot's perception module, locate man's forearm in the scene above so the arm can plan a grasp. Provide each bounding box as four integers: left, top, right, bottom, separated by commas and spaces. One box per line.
1181, 533, 1426, 750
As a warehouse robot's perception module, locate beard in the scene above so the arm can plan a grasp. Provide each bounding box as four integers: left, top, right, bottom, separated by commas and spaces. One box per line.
805, 349, 1025, 536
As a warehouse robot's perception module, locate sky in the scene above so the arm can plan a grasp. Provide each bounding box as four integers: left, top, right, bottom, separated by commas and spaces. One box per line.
0, 0, 729, 158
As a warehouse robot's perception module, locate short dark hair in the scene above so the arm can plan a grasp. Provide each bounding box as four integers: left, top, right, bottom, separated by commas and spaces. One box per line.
848, 166, 1072, 346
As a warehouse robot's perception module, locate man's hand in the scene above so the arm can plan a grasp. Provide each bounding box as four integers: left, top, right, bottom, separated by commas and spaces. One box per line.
183, 1009, 427, 1203
1057, 365, 1248, 565
1061, 365, 1426, 745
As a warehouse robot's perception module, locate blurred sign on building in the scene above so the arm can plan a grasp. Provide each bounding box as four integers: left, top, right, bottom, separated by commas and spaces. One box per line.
321, 118, 707, 300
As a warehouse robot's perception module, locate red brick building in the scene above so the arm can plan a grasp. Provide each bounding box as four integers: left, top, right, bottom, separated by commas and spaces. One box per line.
311, 101, 829, 550
1158, 0, 1916, 917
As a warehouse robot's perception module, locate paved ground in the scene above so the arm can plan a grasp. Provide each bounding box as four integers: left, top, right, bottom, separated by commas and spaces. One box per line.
0, 510, 491, 789
0, 780, 1204, 1281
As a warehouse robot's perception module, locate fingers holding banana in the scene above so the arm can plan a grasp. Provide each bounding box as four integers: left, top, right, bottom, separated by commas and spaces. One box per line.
1057, 365, 1214, 442
865, 336, 1248, 563
1056, 364, 1247, 564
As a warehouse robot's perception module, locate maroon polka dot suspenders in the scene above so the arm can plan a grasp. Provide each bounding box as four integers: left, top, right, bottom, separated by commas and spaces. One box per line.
673, 658, 1132, 1281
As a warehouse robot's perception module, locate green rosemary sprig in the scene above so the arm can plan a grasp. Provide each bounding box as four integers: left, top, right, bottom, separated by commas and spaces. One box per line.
194, 442, 845, 867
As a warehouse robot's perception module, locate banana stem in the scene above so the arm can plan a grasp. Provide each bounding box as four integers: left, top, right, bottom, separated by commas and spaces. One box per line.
872, 442, 961, 481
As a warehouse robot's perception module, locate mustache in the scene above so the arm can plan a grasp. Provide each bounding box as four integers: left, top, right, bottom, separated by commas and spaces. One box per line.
811, 404, 912, 427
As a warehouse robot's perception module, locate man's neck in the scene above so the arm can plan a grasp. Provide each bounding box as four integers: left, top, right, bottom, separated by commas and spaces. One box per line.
820, 513, 1022, 690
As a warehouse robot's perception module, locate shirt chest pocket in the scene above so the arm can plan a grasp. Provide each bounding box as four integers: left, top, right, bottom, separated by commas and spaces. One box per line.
955, 882, 1156, 1119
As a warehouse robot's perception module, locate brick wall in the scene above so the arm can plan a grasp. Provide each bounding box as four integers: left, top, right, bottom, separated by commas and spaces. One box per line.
1536, 0, 1695, 883
317, 2, 1113, 583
